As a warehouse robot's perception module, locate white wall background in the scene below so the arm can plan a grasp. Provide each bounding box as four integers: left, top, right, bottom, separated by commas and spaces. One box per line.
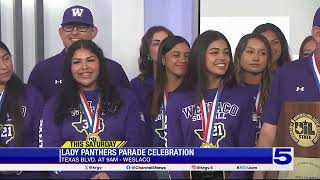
22, 0, 36, 82
111, 0, 143, 81
200, 0, 320, 60
200, 16, 290, 57
0, 0, 14, 66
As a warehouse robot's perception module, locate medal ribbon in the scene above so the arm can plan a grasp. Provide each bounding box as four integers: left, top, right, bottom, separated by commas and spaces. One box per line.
162, 91, 169, 147
163, 91, 168, 112
311, 54, 320, 93
79, 90, 101, 133
255, 87, 262, 116
162, 90, 169, 125
200, 82, 224, 144
0, 89, 5, 112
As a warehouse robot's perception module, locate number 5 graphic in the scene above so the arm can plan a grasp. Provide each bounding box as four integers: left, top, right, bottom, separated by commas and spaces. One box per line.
273, 148, 293, 165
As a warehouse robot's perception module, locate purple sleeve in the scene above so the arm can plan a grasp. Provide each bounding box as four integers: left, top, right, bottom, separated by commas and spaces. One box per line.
130, 79, 153, 147
129, 78, 145, 107
167, 94, 187, 179
29, 88, 45, 147
123, 90, 146, 147
117, 65, 130, 88
27, 64, 43, 94
107, 59, 130, 88
261, 70, 282, 125
129, 79, 141, 101
41, 97, 64, 147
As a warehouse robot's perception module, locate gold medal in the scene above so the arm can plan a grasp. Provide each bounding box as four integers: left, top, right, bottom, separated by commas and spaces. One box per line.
201, 142, 214, 148
79, 90, 103, 142
200, 82, 224, 151
86, 133, 101, 142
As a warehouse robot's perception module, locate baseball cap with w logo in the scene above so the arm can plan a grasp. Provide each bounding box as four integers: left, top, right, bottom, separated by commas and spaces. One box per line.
61, 5, 94, 26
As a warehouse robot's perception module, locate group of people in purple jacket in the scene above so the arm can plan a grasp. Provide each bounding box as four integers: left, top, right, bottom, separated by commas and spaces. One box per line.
0, 4, 319, 179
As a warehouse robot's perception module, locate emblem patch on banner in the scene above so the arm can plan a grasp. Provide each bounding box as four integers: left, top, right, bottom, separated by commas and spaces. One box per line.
289, 113, 320, 147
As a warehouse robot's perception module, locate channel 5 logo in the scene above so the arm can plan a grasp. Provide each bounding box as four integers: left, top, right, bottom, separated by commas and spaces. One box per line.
273, 148, 293, 165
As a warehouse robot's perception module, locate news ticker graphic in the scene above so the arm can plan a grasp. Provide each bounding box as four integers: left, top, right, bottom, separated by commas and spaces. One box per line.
0, 143, 293, 171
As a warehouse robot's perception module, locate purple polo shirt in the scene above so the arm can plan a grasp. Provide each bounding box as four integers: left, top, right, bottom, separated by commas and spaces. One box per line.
262, 55, 320, 125
28, 50, 130, 101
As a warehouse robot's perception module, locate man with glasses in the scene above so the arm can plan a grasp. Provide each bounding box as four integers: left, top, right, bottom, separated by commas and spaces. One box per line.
28, 5, 130, 101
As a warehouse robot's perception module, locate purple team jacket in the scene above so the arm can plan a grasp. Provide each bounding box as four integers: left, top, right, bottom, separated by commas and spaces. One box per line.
28, 50, 130, 101
130, 76, 165, 179
130, 76, 154, 146
130, 75, 154, 108
0, 84, 45, 179
166, 86, 256, 179
41, 87, 146, 179
130, 76, 174, 147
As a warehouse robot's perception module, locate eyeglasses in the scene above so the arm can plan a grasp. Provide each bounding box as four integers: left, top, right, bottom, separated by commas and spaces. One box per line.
62, 25, 92, 32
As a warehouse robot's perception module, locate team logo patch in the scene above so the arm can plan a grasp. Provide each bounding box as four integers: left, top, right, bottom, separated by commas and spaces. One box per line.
72, 8, 84, 17
289, 113, 320, 147
0, 107, 27, 144
55, 79, 62, 85
0, 124, 15, 144
72, 116, 105, 137
194, 122, 226, 147
154, 105, 167, 142
21, 106, 27, 117
296, 86, 305, 92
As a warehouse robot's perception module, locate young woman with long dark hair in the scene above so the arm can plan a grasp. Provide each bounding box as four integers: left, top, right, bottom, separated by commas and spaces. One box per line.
167, 30, 256, 179
130, 26, 173, 110
41, 40, 145, 179
299, 35, 316, 58
0, 41, 44, 179
233, 33, 273, 142
253, 23, 291, 72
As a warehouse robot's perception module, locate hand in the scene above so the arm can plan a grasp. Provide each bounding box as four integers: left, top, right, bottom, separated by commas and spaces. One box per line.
91, 172, 110, 179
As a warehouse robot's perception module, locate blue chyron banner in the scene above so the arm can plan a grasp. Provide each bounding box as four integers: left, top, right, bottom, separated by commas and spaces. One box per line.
0, 147, 293, 171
